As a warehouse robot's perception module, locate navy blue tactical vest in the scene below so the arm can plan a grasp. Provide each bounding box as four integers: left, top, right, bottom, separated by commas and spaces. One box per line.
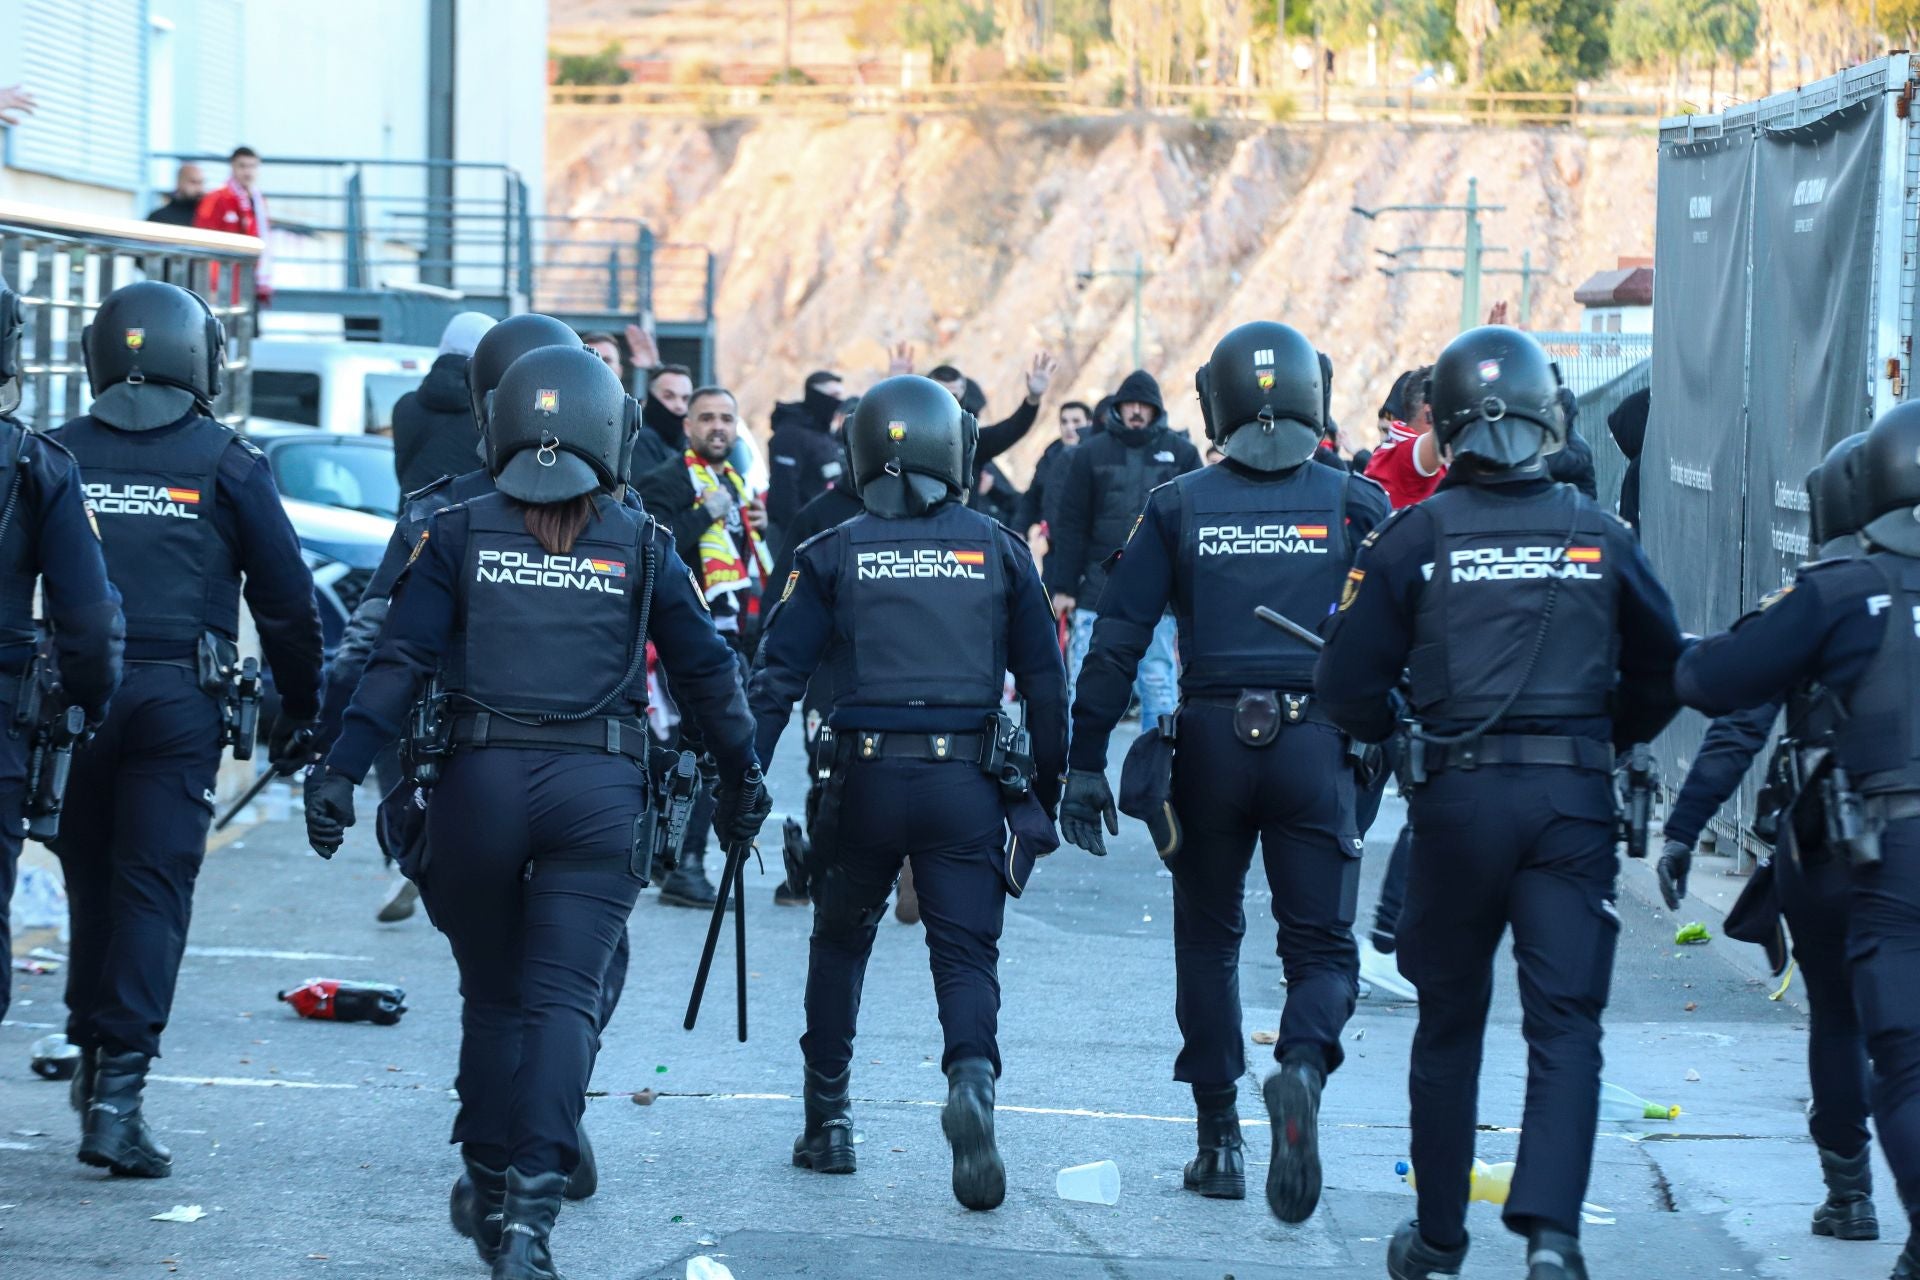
1175, 462, 1350, 692
1409, 484, 1618, 723
1836, 552, 1920, 795
58, 413, 238, 646
827, 503, 1006, 715
0, 420, 37, 653
451, 493, 646, 718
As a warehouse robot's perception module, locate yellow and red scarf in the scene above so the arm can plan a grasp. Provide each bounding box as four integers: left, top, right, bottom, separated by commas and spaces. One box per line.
685, 450, 770, 604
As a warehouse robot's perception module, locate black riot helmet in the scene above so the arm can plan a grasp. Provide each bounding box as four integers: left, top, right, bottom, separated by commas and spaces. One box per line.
468, 312, 584, 452
1194, 321, 1323, 472
0, 274, 22, 418
486, 346, 632, 503
82, 281, 225, 431
846, 375, 976, 518
1428, 325, 1566, 474
1858, 401, 1920, 556
1807, 433, 1868, 555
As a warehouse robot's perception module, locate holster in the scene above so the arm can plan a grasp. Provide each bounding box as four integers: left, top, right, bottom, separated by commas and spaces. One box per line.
809, 725, 846, 874
200, 633, 259, 761
377, 778, 433, 884
1118, 713, 1181, 861
650, 748, 700, 876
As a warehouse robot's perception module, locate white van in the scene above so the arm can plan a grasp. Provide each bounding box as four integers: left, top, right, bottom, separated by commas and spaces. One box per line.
250, 338, 438, 436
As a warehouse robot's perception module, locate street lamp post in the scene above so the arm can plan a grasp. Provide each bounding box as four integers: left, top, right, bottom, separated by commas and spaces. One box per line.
1353, 176, 1515, 332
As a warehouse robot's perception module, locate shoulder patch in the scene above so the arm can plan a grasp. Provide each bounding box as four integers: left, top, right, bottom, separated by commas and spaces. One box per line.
689, 567, 710, 612
406, 528, 430, 566
1338, 566, 1365, 611
780, 569, 799, 603
1758, 584, 1792, 611
1124, 512, 1145, 544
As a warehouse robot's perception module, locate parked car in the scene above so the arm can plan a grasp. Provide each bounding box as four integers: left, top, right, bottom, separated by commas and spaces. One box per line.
250, 338, 437, 436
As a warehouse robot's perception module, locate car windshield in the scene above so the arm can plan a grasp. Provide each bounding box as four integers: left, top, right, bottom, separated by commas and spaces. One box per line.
364, 371, 426, 434
271, 443, 400, 518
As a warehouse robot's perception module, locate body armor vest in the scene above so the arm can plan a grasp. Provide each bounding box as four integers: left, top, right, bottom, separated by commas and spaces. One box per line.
450, 493, 646, 719
827, 503, 1006, 715
58, 413, 237, 645
1409, 485, 1619, 724
1175, 462, 1350, 692
0, 419, 37, 653
1836, 552, 1920, 795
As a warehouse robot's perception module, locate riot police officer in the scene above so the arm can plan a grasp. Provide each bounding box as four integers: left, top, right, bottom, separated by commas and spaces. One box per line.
307, 345, 767, 1280
1655, 433, 1883, 1247
1314, 326, 1685, 1280
748, 375, 1067, 1212
52, 281, 322, 1179
1059, 321, 1388, 1221
1675, 402, 1920, 1280
0, 275, 124, 1027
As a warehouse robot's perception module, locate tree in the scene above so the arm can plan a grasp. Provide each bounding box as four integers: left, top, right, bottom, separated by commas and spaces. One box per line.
552, 42, 630, 87
899, 0, 1001, 77
1455, 0, 1500, 83
1504, 0, 1612, 82
1056, 0, 1114, 71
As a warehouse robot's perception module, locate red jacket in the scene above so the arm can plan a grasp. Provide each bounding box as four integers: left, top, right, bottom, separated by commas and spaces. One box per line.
193, 183, 260, 238
1363, 421, 1446, 508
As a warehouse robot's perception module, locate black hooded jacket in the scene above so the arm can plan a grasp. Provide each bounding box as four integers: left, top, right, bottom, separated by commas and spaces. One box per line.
1608, 387, 1650, 532
1044, 370, 1202, 604
628, 390, 689, 477
392, 354, 481, 494
767, 379, 846, 534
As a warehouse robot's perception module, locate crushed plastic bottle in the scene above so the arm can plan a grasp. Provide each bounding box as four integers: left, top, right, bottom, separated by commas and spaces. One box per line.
1395, 1158, 1513, 1205
30, 1032, 80, 1080
1674, 921, 1712, 945
1599, 1081, 1680, 1121
686, 1258, 736, 1280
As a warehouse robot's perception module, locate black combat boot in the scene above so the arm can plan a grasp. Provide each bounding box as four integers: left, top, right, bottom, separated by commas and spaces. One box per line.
1811, 1145, 1879, 1239
1183, 1083, 1246, 1199
1263, 1054, 1325, 1223
449, 1155, 509, 1262
942, 1058, 1005, 1211
1526, 1227, 1588, 1280
69, 1043, 97, 1116
1895, 1239, 1918, 1279
492, 1168, 569, 1280
792, 1065, 856, 1174
78, 1050, 171, 1178
564, 1121, 597, 1200
658, 850, 720, 909
1385, 1219, 1468, 1280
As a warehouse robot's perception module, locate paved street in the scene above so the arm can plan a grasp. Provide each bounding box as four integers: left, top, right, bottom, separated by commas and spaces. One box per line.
0, 721, 1906, 1279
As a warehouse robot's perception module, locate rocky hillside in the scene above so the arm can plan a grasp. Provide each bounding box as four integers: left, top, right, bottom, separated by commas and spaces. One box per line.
547, 112, 1658, 474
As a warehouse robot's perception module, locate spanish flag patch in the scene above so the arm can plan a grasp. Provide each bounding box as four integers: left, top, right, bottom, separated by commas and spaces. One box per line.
1566, 546, 1603, 563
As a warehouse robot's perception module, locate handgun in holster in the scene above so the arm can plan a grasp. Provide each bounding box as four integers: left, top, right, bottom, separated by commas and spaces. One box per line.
199, 634, 259, 761
26, 705, 85, 842
1615, 742, 1654, 859
403, 676, 451, 786
651, 749, 700, 874
1821, 760, 1881, 868
981, 707, 1034, 803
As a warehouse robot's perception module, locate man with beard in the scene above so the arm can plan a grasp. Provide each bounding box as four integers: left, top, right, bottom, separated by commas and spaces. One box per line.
1046, 371, 1200, 721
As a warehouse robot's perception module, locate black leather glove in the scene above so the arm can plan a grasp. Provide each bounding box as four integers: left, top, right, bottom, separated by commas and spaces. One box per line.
268, 714, 319, 773
1657, 839, 1692, 911
304, 769, 358, 860
714, 764, 772, 847
1060, 769, 1119, 857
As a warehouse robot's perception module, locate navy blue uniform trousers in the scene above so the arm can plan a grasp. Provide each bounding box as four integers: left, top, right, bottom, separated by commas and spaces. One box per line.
0, 725, 29, 1024
803, 758, 1008, 1077
1398, 765, 1620, 1244
58, 664, 224, 1058
1849, 819, 1920, 1226
1775, 843, 1870, 1157
419, 748, 645, 1178
1169, 707, 1360, 1084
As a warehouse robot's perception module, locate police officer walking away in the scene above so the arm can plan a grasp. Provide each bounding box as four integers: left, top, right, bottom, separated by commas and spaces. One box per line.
1314, 326, 1684, 1280
0, 275, 124, 1027
1656, 433, 1884, 1248
1674, 402, 1920, 1280
53, 281, 323, 1178
748, 375, 1067, 1212
1060, 322, 1387, 1220
307, 345, 768, 1280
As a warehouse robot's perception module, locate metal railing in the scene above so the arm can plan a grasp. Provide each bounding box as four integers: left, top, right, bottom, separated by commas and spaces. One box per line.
0, 200, 259, 430
549, 77, 1668, 128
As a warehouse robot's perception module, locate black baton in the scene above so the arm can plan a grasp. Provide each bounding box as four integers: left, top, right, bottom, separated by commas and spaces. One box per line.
1255, 605, 1326, 650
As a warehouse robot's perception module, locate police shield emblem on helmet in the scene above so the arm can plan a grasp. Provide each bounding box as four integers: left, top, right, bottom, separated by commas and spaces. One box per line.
125, 328, 144, 350
535, 388, 559, 414
1478, 359, 1501, 382
888, 421, 907, 441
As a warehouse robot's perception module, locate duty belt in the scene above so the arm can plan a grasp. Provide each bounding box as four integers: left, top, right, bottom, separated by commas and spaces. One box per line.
1418, 733, 1613, 776
1864, 792, 1920, 826
843, 730, 989, 765
1182, 690, 1329, 726
449, 712, 651, 761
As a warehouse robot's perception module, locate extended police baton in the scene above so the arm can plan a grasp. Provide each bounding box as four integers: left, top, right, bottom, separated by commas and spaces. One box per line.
213, 729, 316, 831
684, 837, 753, 1042
1255, 605, 1325, 651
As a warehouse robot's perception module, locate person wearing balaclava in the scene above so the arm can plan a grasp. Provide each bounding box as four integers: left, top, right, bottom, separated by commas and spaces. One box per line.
626, 362, 695, 477
766, 369, 847, 537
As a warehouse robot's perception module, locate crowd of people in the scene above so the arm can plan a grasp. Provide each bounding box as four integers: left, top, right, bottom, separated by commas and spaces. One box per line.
6, 261, 1920, 1280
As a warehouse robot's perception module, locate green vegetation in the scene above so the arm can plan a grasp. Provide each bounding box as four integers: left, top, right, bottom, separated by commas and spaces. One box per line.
552, 42, 630, 88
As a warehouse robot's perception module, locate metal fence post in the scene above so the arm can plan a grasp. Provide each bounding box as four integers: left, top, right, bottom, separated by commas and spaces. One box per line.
344, 169, 366, 290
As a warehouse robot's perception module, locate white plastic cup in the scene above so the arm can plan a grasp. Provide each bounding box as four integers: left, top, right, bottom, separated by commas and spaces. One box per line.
1055, 1159, 1121, 1205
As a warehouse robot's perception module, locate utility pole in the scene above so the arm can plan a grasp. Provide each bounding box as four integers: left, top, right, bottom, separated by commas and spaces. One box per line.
1481, 249, 1550, 327
1077, 252, 1152, 369
1352, 176, 1511, 333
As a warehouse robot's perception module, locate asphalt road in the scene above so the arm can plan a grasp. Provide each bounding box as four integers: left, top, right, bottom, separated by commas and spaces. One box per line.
0, 718, 1906, 1279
